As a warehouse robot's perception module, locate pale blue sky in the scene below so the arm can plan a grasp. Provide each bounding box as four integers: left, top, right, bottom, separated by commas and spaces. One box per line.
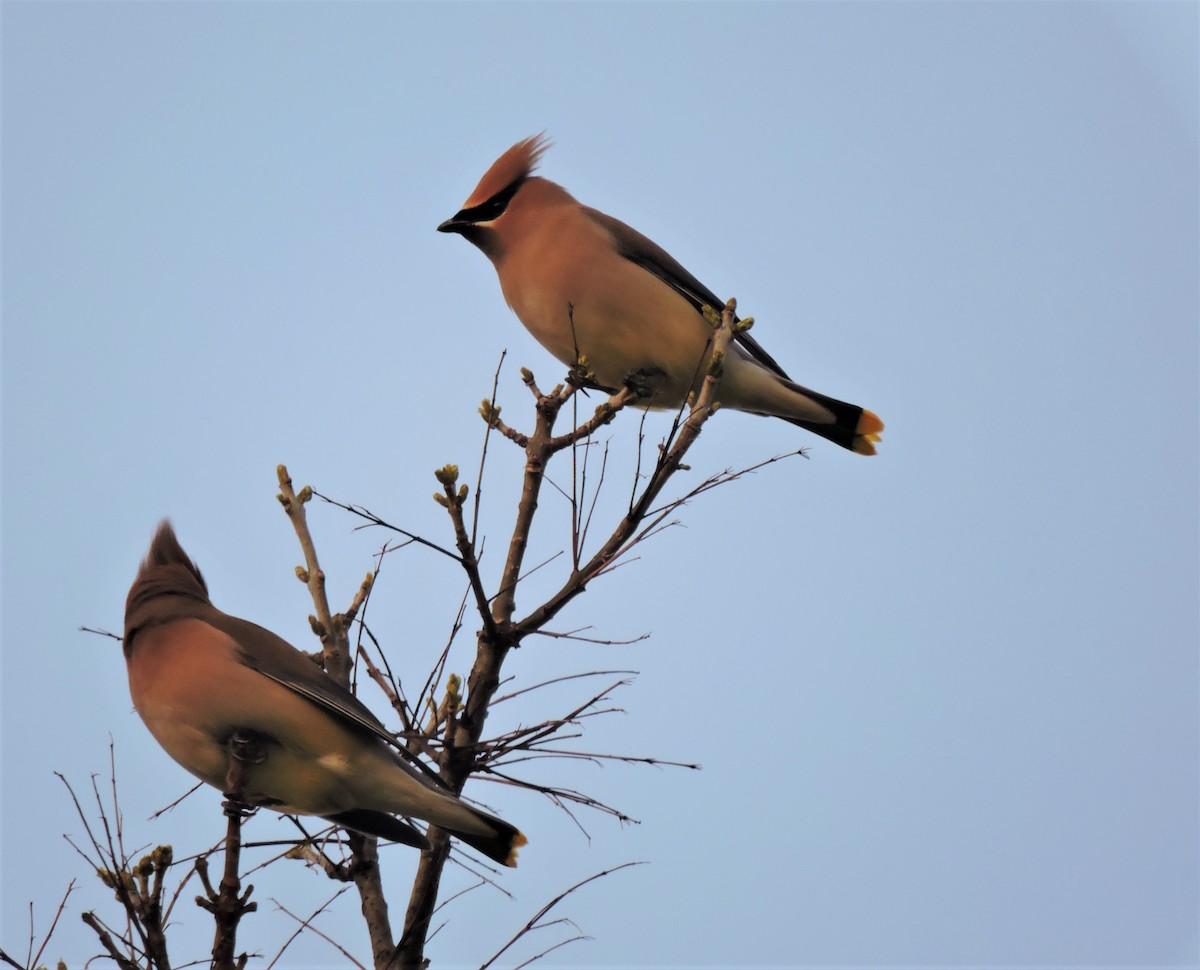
3, 3, 1197, 968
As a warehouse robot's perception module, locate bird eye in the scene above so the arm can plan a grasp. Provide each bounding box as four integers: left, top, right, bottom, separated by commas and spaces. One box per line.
464, 178, 523, 224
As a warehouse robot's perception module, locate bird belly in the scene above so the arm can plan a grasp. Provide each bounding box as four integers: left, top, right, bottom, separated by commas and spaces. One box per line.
498, 220, 713, 405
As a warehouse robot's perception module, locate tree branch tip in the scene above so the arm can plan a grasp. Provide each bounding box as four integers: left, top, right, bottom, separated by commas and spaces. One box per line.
434, 464, 460, 487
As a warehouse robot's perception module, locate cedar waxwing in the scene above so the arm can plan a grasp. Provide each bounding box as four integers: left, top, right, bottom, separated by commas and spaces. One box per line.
438, 135, 883, 455
122, 521, 526, 867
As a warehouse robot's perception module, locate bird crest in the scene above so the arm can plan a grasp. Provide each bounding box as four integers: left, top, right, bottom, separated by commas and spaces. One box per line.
124, 520, 211, 647
462, 133, 551, 209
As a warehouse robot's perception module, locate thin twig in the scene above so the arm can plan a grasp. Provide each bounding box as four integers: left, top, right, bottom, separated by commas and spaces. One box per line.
267, 891, 361, 970
479, 862, 646, 970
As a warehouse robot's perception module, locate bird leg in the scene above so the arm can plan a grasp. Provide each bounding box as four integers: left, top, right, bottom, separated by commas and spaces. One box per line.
199, 731, 262, 970
222, 729, 268, 812
623, 365, 667, 400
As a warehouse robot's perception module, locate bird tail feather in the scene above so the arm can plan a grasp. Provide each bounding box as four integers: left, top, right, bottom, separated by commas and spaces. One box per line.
326, 807, 527, 867
444, 815, 528, 868
324, 809, 429, 849
777, 379, 884, 456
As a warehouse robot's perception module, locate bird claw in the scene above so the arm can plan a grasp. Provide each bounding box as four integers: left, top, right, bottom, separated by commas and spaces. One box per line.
227, 729, 269, 765
221, 798, 258, 820
623, 366, 666, 400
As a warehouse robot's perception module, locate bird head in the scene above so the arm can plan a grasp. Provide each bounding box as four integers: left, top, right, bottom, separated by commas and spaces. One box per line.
438, 133, 552, 258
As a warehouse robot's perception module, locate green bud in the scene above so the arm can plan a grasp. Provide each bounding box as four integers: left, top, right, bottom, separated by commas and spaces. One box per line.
295, 566, 309, 583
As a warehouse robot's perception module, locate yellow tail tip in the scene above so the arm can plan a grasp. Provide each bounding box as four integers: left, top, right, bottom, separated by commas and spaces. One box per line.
851, 409, 883, 455
857, 409, 884, 436
506, 831, 529, 867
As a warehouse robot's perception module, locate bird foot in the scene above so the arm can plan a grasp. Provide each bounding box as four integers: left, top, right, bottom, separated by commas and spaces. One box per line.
227, 729, 269, 765
222, 730, 269, 810
623, 366, 667, 400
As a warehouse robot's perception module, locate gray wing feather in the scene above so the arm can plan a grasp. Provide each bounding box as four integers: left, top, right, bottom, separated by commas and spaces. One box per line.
205, 610, 451, 790
582, 206, 792, 380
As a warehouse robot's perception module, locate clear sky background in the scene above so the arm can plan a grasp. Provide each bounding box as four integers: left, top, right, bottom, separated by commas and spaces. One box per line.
3, 3, 1197, 968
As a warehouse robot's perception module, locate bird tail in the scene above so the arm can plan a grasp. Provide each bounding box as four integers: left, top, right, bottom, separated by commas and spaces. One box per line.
325, 809, 429, 849
407, 781, 528, 867
775, 378, 884, 455
442, 813, 528, 868
326, 806, 527, 867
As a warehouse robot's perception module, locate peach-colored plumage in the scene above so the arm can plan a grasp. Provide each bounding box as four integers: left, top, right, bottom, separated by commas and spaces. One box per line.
123, 521, 526, 866
439, 135, 883, 455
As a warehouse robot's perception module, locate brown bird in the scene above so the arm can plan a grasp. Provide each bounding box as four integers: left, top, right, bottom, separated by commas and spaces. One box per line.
122, 521, 526, 866
438, 134, 883, 455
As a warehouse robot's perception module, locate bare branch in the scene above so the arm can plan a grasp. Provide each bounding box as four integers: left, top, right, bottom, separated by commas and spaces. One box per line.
479, 862, 646, 970
511, 302, 741, 639
0, 881, 75, 970
57, 756, 174, 970
147, 781, 205, 820
527, 627, 649, 646
311, 490, 462, 564
276, 469, 396, 967
267, 891, 363, 970
79, 624, 122, 641
433, 464, 498, 638
276, 465, 349, 682
471, 351, 508, 546
490, 669, 639, 706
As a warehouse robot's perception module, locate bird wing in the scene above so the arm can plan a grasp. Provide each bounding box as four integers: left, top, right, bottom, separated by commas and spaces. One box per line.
205, 609, 451, 790
582, 206, 792, 380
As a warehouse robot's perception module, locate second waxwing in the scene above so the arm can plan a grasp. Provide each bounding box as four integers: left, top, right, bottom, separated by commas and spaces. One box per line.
438, 135, 883, 455
123, 521, 526, 866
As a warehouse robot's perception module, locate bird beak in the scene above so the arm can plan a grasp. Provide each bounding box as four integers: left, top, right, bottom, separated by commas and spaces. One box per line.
437, 214, 470, 235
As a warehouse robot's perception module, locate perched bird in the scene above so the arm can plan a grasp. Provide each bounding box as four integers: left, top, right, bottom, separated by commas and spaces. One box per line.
438, 135, 883, 455
122, 521, 526, 867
